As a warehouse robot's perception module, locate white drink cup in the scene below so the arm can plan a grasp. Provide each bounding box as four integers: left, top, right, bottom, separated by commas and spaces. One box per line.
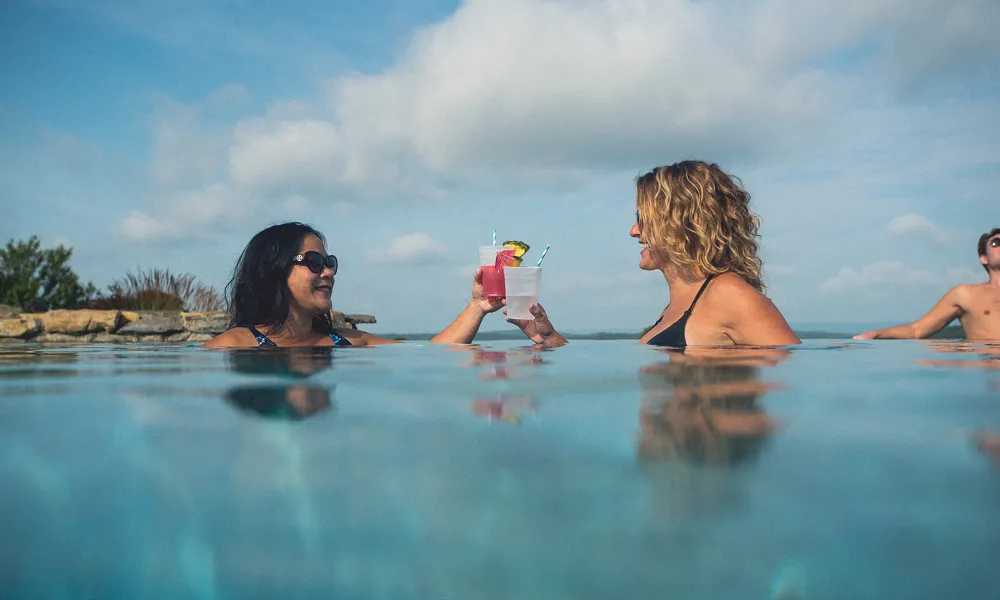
478, 246, 501, 266
503, 267, 543, 320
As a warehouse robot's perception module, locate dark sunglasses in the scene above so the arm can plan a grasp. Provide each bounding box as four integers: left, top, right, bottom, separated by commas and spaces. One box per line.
990, 238, 1000, 248
293, 251, 338, 275
635, 210, 643, 230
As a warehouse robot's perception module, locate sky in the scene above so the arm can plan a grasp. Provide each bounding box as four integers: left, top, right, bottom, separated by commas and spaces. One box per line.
1, 0, 998, 334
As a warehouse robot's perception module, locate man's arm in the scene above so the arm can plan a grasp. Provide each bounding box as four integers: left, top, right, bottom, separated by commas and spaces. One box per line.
854, 287, 964, 340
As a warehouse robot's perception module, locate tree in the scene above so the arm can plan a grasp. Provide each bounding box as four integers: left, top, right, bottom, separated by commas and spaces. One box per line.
0, 236, 96, 311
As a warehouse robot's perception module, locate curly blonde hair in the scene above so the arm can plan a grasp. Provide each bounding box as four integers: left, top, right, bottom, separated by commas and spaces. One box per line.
636, 161, 764, 291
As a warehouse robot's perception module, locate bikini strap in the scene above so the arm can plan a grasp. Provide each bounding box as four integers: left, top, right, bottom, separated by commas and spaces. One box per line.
244, 324, 277, 348
685, 275, 715, 313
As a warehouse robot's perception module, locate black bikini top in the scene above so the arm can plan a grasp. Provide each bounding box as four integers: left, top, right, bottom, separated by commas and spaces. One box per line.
646, 275, 715, 348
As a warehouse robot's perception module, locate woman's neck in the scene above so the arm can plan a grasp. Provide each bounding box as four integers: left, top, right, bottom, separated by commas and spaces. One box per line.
270, 307, 316, 340
661, 264, 708, 293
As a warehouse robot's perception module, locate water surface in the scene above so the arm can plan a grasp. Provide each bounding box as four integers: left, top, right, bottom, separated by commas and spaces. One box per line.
1, 340, 998, 599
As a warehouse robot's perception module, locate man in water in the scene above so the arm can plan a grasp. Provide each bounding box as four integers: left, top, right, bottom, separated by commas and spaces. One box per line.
854, 228, 1000, 341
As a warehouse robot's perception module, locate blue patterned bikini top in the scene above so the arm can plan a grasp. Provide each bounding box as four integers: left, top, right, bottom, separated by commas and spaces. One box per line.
243, 325, 352, 348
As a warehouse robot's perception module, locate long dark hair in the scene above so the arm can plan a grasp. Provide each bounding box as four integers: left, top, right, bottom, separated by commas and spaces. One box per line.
226, 222, 335, 334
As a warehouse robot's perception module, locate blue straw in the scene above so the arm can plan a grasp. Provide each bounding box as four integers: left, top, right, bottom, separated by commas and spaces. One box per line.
535, 244, 550, 267
492, 230, 496, 247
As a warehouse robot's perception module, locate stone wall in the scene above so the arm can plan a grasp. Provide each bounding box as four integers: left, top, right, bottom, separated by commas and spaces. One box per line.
0, 306, 376, 343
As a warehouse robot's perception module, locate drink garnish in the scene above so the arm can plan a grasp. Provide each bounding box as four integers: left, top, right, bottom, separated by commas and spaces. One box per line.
501, 240, 530, 267
494, 248, 516, 269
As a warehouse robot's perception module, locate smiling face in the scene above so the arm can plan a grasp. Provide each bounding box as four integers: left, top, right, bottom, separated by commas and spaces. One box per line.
630, 218, 659, 271
286, 234, 335, 315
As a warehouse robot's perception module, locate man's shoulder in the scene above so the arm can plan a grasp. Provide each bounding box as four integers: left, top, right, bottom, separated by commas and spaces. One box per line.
945, 282, 995, 304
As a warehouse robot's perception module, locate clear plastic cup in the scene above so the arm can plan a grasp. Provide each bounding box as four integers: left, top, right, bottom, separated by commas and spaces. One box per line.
503, 267, 542, 319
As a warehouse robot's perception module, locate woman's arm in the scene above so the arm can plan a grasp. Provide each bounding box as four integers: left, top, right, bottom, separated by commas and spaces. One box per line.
430, 267, 504, 344
333, 328, 400, 346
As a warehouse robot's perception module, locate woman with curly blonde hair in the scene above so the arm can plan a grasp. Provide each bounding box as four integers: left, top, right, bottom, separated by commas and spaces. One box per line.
506, 160, 800, 347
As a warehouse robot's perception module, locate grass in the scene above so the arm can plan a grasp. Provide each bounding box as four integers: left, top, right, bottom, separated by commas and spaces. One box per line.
88, 268, 223, 312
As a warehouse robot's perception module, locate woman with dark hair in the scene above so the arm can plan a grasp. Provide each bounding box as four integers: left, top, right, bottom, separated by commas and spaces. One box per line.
204, 222, 502, 347
507, 161, 800, 348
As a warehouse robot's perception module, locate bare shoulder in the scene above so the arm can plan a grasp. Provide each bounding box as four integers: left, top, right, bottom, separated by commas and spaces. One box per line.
945, 284, 978, 306
706, 273, 774, 309
202, 327, 256, 348
704, 273, 799, 344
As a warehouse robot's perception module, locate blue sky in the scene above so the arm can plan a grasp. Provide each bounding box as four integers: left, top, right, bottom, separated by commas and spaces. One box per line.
1, 0, 998, 334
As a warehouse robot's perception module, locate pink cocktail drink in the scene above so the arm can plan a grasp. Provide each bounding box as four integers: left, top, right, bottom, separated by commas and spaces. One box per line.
481, 266, 506, 298
478, 245, 507, 298
478, 245, 515, 298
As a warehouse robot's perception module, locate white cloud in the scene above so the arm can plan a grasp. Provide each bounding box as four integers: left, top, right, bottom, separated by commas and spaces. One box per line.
228, 119, 344, 191
821, 262, 982, 294
117, 183, 236, 242
320, 0, 996, 180
887, 214, 951, 244
119, 210, 175, 242
366, 233, 448, 264
114, 0, 1000, 241
149, 94, 228, 187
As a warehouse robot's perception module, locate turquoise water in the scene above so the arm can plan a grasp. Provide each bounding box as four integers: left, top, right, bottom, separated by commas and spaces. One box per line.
1, 340, 999, 599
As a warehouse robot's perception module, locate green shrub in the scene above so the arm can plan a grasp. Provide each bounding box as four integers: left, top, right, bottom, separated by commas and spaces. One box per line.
89, 268, 224, 312
0, 236, 96, 311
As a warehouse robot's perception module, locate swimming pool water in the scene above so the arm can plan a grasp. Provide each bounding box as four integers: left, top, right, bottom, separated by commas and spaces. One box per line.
1, 340, 998, 599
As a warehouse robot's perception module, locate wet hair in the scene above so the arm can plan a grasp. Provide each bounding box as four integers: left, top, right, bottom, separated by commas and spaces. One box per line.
636, 161, 764, 291
226, 222, 335, 334
978, 228, 1000, 273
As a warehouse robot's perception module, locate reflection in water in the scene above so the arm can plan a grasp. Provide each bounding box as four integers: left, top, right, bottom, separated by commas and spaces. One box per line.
636, 348, 799, 596
916, 342, 1000, 470
463, 346, 548, 381
977, 434, 1000, 470
918, 341, 1000, 371
465, 347, 543, 423
471, 395, 537, 425
224, 348, 336, 421
637, 349, 786, 466
226, 385, 333, 420
0, 346, 81, 380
